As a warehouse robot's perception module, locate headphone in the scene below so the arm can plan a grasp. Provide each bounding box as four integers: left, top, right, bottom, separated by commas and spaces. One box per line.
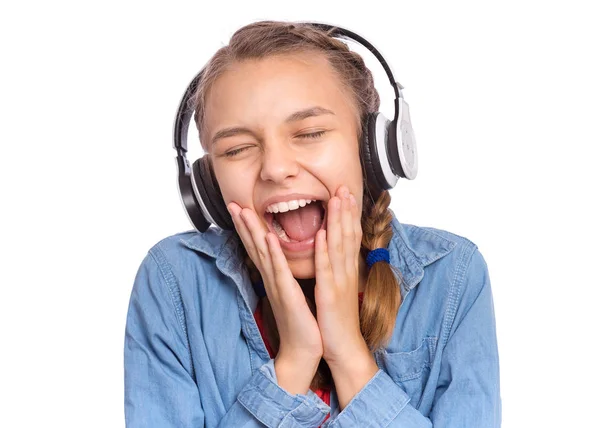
173, 22, 418, 233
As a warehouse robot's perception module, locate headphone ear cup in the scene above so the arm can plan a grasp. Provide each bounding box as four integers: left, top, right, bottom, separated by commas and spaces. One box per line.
362, 112, 392, 197
394, 97, 418, 180
176, 155, 211, 233
191, 157, 233, 230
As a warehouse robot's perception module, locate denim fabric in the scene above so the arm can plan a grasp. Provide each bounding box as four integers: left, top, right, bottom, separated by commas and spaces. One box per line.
124, 213, 501, 427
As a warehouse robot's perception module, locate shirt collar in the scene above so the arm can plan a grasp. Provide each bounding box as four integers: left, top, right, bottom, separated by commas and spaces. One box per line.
387, 216, 456, 297
179, 211, 456, 300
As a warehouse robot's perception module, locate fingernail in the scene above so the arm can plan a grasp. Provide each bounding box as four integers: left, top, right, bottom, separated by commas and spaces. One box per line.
349, 194, 356, 207
342, 187, 350, 199
333, 197, 341, 209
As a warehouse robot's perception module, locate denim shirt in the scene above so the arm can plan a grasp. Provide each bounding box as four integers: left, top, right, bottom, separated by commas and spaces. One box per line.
124, 214, 501, 427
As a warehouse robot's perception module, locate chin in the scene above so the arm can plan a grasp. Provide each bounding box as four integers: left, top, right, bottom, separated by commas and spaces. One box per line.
287, 258, 316, 279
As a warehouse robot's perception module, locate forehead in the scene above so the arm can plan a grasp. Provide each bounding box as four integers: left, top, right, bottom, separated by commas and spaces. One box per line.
203, 52, 357, 129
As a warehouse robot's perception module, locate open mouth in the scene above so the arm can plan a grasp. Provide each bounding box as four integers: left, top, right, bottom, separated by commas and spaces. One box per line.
264, 199, 327, 244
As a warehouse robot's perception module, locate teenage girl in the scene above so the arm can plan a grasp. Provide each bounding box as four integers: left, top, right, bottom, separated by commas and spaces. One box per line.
124, 20, 501, 427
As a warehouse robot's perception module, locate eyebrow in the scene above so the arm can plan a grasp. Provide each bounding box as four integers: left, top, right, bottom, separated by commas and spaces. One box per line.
284, 106, 335, 123
211, 106, 335, 147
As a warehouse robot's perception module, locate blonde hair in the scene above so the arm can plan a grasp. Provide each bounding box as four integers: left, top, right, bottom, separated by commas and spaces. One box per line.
192, 20, 402, 391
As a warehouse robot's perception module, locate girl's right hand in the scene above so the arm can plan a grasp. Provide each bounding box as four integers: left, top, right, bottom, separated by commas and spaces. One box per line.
227, 202, 323, 394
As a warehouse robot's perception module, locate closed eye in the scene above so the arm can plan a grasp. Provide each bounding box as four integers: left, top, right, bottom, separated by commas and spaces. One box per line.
223, 131, 326, 157
297, 130, 326, 139
223, 146, 251, 158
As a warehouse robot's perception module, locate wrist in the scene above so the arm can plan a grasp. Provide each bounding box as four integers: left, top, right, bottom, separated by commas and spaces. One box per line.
328, 348, 379, 410
324, 336, 371, 371
274, 354, 321, 395
328, 349, 378, 380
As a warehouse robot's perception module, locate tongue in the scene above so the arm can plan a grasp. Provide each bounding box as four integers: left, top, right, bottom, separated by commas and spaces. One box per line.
276, 204, 322, 241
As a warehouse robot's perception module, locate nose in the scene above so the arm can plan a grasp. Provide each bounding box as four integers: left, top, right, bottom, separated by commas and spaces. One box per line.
259, 141, 300, 184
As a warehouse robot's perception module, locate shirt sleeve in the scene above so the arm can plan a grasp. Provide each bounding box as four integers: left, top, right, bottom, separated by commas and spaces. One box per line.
124, 251, 331, 428
322, 248, 502, 427
236, 359, 331, 427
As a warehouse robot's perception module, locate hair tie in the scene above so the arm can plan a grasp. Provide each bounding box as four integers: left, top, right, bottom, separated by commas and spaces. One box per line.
366, 248, 390, 269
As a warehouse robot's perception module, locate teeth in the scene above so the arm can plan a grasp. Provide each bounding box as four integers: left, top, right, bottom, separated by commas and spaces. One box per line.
266, 198, 316, 214
277, 202, 289, 213
272, 217, 292, 242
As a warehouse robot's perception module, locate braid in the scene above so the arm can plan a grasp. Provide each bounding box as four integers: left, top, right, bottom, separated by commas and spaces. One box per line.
360, 190, 402, 351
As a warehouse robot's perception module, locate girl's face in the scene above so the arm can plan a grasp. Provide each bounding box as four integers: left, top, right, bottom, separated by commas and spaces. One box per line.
204, 52, 365, 278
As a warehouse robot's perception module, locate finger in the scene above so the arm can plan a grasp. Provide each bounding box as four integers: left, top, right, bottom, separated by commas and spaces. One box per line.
240, 208, 271, 271
329, 192, 348, 287
326, 196, 344, 283
340, 191, 356, 276
314, 229, 334, 305
239, 209, 285, 300
266, 232, 296, 300
350, 193, 362, 250
314, 229, 331, 274
228, 203, 260, 264
266, 233, 316, 323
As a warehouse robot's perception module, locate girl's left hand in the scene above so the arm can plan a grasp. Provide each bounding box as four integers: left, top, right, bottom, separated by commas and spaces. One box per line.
314, 185, 369, 368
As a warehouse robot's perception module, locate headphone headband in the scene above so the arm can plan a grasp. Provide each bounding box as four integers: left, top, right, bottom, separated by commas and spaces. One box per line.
307, 23, 403, 102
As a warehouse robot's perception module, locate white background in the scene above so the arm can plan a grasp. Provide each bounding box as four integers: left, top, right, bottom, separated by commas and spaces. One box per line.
1, 0, 598, 426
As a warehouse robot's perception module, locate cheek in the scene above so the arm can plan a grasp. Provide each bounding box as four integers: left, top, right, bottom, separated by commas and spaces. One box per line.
214, 163, 257, 205
313, 145, 363, 194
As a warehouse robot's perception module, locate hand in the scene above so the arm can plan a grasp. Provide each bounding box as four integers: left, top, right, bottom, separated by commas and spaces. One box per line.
314, 186, 368, 366
227, 203, 323, 393
314, 186, 379, 409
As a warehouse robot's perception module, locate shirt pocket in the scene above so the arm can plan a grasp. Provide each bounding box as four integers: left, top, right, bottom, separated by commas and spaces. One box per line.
375, 336, 437, 407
